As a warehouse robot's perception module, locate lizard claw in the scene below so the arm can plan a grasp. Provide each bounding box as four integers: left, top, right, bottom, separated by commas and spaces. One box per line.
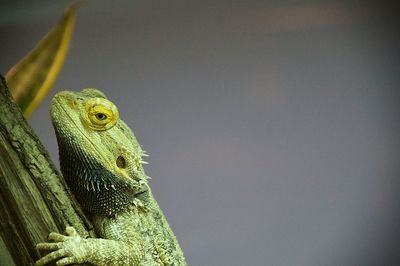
35, 226, 87, 266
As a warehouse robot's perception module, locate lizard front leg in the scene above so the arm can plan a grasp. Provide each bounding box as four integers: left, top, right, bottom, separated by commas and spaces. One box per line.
36, 226, 144, 266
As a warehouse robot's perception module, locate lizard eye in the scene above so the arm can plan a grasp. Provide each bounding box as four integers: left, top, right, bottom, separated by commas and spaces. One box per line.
95, 113, 107, 120
84, 98, 119, 131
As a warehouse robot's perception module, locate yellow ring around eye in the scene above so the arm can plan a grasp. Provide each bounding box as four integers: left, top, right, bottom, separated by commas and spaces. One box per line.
84, 98, 119, 130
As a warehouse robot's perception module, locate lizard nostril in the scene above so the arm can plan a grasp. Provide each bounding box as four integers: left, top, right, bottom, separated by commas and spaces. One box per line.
116, 156, 126, 168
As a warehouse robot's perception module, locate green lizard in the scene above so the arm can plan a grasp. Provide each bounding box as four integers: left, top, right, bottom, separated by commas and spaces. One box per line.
35, 88, 186, 265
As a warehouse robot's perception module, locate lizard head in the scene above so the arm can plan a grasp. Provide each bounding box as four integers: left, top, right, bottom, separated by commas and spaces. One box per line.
50, 88, 150, 216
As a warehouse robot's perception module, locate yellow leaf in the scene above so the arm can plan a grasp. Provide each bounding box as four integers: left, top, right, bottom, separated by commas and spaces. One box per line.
6, 3, 79, 117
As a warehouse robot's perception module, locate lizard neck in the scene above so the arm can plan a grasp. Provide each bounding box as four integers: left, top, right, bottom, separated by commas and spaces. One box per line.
58, 135, 139, 217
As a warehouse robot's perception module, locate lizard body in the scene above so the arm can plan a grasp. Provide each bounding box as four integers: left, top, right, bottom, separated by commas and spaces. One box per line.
36, 89, 186, 265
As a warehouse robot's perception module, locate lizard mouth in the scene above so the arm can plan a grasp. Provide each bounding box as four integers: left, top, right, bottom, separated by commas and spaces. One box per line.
135, 190, 146, 196
134, 188, 149, 203
134, 181, 149, 196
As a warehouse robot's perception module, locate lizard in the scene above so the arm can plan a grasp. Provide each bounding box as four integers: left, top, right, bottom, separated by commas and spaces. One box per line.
35, 88, 186, 266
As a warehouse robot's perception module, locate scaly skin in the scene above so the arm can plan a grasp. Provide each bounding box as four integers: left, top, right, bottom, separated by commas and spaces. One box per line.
35, 89, 186, 265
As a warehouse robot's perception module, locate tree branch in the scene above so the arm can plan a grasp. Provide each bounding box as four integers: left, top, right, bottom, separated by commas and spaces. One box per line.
0, 75, 93, 265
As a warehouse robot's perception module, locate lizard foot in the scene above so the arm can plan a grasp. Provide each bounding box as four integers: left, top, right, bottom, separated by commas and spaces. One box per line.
35, 226, 89, 266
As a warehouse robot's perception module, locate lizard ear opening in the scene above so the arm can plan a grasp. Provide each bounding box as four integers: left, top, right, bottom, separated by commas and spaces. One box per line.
116, 156, 126, 168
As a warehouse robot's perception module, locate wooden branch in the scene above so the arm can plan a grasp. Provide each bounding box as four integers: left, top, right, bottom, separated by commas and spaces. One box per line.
0, 76, 93, 265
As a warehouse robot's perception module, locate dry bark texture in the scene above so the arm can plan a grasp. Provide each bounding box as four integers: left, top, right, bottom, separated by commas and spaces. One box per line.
0, 76, 93, 265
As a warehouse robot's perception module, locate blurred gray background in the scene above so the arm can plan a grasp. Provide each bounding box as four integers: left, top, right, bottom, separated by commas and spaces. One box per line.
1, 1, 399, 265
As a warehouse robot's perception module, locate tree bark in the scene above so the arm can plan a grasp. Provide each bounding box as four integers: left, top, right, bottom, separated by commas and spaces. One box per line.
0, 76, 94, 265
